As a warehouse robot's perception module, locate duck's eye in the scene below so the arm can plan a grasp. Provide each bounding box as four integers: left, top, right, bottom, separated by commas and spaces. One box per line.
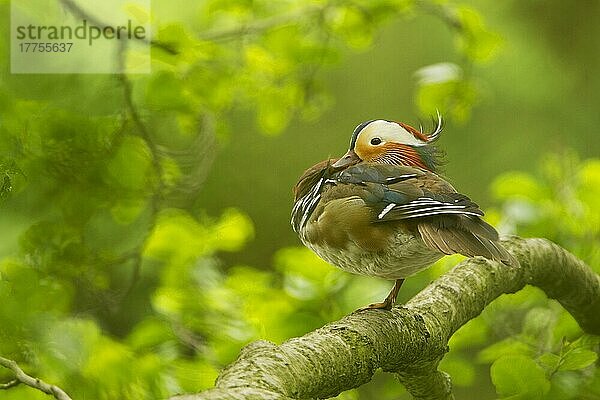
370, 137, 382, 145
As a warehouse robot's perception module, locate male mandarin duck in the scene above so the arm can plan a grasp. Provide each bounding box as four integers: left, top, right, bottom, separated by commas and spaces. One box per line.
291, 116, 515, 311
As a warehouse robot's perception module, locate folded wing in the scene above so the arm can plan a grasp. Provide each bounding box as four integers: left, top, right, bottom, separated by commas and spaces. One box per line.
338, 164, 516, 265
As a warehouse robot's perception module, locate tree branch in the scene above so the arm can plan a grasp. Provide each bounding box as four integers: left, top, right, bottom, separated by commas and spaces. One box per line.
59, 0, 177, 54
170, 237, 600, 400
0, 356, 72, 400
199, 4, 328, 42
0, 379, 20, 389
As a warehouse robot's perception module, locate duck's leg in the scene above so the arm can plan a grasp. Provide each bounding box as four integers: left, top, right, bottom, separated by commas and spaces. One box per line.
357, 278, 405, 311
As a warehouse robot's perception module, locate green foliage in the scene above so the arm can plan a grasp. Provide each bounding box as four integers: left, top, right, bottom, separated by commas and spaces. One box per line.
0, 0, 597, 399
415, 62, 478, 122
413, 3, 501, 121
0, 159, 22, 201
491, 355, 550, 399
491, 153, 600, 270
441, 154, 600, 399
455, 6, 503, 64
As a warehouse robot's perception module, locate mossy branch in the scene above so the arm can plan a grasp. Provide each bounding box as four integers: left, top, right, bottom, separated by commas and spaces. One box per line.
172, 237, 600, 400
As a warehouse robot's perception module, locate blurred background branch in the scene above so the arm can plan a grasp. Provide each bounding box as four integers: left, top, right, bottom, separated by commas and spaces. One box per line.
59, 0, 177, 54
199, 3, 330, 41
0, 356, 72, 400
0, 379, 19, 389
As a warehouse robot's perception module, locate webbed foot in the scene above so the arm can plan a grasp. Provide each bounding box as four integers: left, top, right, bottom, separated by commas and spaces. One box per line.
355, 278, 405, 312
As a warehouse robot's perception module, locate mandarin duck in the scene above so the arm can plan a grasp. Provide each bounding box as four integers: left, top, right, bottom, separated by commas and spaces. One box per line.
291, 116, 515, 311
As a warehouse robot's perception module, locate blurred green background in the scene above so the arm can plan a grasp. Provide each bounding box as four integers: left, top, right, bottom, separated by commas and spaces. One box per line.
0, 0, 598, 399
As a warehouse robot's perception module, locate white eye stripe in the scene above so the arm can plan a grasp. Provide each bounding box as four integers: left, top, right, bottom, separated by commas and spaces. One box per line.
360, 120, 425, 146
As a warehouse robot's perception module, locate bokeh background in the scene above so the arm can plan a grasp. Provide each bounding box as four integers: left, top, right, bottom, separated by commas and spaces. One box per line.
0, 0, 599, 399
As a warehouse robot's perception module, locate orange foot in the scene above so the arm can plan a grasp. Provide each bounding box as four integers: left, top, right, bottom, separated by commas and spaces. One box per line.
355, 299, 394, 312
355, 278, 405, 312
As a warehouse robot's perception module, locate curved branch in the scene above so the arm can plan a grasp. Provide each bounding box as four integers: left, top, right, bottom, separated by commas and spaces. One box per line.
199, 4, 328, 42
171, 237, 600, 400
0, 356, 72, 400
59, 0, 177, 54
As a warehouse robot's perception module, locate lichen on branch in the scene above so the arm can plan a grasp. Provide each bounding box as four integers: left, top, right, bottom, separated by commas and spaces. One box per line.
171, 237, 600, 400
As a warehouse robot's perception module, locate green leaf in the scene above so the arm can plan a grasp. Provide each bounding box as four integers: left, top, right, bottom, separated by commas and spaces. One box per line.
330, 6, 373, 49
110, 198, 148, 224
439, 354, 475, 387
522, 307, 556, 349
155, 23, 196, 58
546, 371, 585, 400
551, 311, 582, 344
39, 319, 102, 372
491, 172, 547, 201
456, 6, 503, 63
254, 85, 299, 135
244, 44, 290, 76
559, 348, 598, 371
274, 247, 347, 300
144, 209, 208, 262
538, 352, 562, 373
126, 317, 174, 351
578, 160, 600, 215
448, 316, 489, 352
210, 208, 255, 252
145, 71, 191, 111
415, 76, 477, 122
478, 338, 534, 364
105, 136, 153, 191
333, 388, 360, 400
569, 334, 600, 350
172, 359, 219, 392
491, 355, 551, 399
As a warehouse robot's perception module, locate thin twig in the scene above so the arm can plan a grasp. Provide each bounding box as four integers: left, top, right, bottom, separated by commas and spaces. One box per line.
199, 4, 328, 41
0, 379, 20, 389
58, 0, 166, 298
415, 0, 463, 31
59, 0, 177, 54
118, 71, 165, 197
0, 356, 72, 400
115, 43, 164, 298
173, 323, 207, 353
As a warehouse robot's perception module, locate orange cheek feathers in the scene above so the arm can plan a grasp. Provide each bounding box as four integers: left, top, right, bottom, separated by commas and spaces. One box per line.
355, 140, 386, 161
364, 143, 428, 169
